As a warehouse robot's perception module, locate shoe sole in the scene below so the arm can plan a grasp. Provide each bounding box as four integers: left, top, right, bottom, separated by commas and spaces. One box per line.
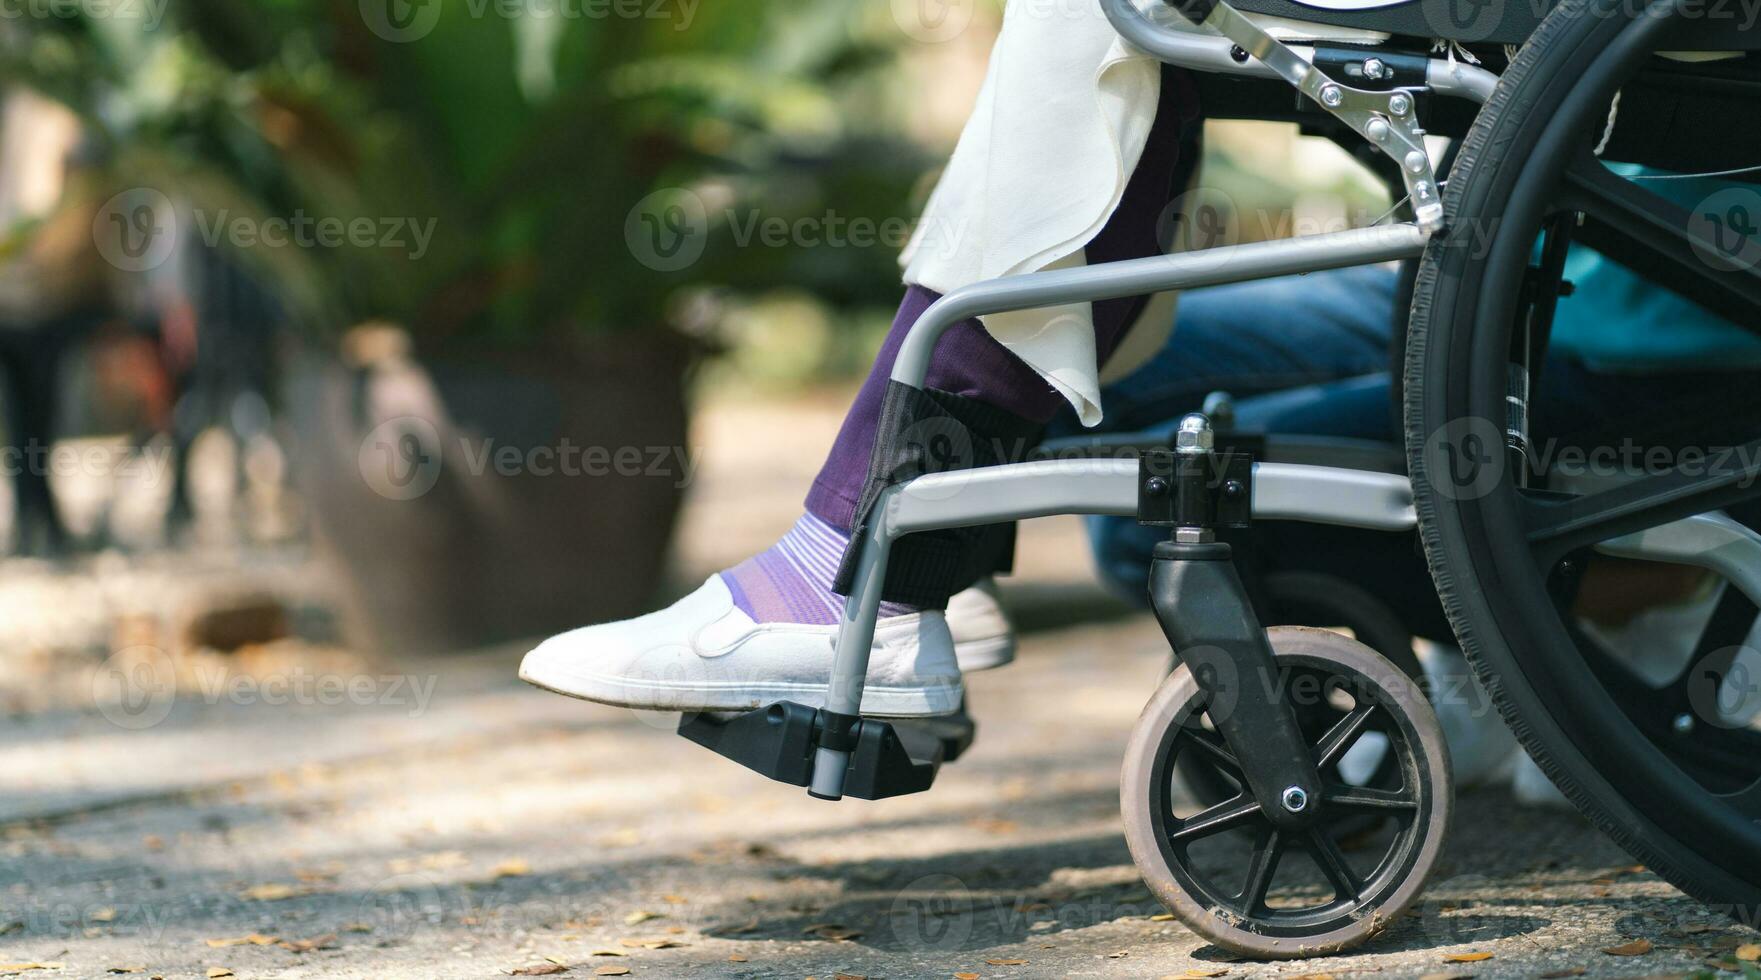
519, 661, 964, 718
953, 634, 1015, 672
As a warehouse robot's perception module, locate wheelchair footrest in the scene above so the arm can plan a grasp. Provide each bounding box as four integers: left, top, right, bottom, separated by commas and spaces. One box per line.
677, 701, 955, 800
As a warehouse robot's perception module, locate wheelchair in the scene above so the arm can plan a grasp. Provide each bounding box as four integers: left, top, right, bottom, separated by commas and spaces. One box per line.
677, 0, 1761, 958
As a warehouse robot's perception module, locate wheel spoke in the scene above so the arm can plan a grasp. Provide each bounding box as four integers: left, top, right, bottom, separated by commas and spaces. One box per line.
1170, 794, 1262, 843
1322, 784, 1418, 812
1562, 154, 1761, 326
1522, 448, 1761, 568
1305, 830, 1363, 901
1237, 826, 1283, 914
1180, 725, 1243, 775
1313, 705, 1377, 769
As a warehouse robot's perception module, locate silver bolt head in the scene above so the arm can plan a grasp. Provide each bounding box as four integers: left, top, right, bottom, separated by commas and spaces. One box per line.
1174, 413, 1214, 454
1281, 786, 1308, 812
1389, 92, 1412, 115
1673, 712, 1695, 734
1405, 149, 1429, 174
1363, 57, 1386, 80
1365, 117, 1391, 142
1319, 84, 1343, 107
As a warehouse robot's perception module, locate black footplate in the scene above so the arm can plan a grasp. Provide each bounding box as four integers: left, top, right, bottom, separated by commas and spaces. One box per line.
677, 700, 975, 800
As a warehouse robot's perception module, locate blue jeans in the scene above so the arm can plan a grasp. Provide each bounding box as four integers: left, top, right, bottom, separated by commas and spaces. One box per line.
1066, 265, 1761, 631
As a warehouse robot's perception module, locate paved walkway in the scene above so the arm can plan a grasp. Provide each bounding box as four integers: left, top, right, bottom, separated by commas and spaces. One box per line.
0, 395, 1749, 978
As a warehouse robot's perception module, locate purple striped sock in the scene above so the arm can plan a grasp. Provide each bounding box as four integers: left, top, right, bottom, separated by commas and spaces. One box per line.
720, 514, 918, 625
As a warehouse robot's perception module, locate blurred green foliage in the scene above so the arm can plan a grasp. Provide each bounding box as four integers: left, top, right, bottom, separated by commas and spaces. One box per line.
0, 0, 938, 351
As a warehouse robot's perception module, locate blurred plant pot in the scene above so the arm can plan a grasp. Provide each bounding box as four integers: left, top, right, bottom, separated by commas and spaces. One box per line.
285, 330, 693, 653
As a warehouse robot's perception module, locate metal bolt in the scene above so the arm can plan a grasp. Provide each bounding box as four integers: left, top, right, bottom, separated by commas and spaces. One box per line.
1673, 713, 1695, 735
1174, 413, 1214, 455
1362, 57, 1387, 80
1229, 45, 1249, 63
1389, 92, 1412, 115
1281, 786, 1308, 813
1319, 84, 1343, 108
1144, 476, 1170, 497
1413, 181, 1433, 202
1223, 479, 1246, 499
1365, 117, 1390, 143
1405, 150, 1428, 174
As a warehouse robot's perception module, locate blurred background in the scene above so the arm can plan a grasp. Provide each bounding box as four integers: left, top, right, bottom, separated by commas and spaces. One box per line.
0, 0, 1389, 686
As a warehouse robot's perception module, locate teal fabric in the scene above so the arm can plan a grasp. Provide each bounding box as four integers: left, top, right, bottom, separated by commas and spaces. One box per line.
1548, 165, 1761, 372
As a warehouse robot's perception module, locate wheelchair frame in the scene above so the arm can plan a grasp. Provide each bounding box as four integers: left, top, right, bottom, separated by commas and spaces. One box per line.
799, 0, 1761, 800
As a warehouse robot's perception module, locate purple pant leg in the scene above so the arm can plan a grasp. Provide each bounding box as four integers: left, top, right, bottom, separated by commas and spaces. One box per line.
805, 67, 1202, 531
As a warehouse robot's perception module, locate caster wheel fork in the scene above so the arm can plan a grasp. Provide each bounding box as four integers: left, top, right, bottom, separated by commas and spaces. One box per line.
1122, 627, 1453, 959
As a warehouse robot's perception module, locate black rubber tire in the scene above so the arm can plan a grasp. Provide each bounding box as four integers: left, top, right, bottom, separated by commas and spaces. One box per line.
1404, 0, 1761, 911
1124, 627, 1453, 958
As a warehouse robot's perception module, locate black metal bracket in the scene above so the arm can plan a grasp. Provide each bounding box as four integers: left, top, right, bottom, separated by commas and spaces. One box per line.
677, 700, 975, 801
1137, 448, 1254, 529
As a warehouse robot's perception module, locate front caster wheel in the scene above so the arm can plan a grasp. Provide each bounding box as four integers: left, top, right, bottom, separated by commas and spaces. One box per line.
1122, 627, 1452, 959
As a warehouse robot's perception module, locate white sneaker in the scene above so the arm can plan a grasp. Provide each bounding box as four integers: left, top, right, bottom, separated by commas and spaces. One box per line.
948, 578, 1015, 671
519, 576, 963, 717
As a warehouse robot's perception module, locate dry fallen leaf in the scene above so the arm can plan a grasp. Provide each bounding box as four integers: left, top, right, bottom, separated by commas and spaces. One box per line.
954, 974, 980, 980
493, 859, 532, 879
1107, 951, 1130, 958
588, 950, 626, 957
509, 966, 567, 976
985, 960, 1026, 966
1601, 938, 1653, 956
1442, 951, 1493, 963
592, 968, 630, 978
90, 908, 117, 923
623, 910, 661, 926
0, 967, 62, 975
1179, 970, 1229, 978
105, 969, 145, 976
343, 922, 373, 933
238, 883, 302, 901
204, 935, 277, 948
206, 970, 234, 980
1738, 943, 1761, 961
727, 955, 748, 963
833, 974, 867, 980
802, 924, 862, 941
278, 934, 337, 953
1149, 914, 1176, 922
661, 894, 686, 905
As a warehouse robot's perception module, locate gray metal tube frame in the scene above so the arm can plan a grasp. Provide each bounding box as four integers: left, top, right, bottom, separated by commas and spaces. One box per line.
1098, 0, 1500, 104
806, 222, 1431, 798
